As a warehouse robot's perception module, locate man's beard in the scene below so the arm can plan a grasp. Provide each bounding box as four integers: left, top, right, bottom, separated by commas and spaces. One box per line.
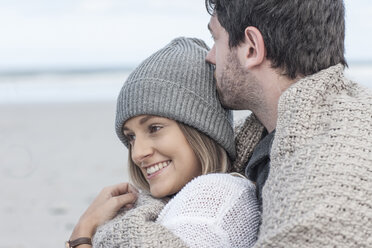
216, 51, 264, 111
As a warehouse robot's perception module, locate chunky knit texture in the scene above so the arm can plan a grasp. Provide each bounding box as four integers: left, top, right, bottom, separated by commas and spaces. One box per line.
234, 64, 372, 247
115, 37, 235, 159
92, 194, 188, 248
93, 174, 260, 248
157, 174, 260, 248
233, 115, 264, 174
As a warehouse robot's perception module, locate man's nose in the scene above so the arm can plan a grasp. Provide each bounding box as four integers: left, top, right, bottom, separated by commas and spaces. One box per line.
131, 136, 154, 165
205, 44, 216, 65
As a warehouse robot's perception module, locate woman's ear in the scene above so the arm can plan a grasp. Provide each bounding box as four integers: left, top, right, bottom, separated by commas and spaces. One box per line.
238, 26, 266, 69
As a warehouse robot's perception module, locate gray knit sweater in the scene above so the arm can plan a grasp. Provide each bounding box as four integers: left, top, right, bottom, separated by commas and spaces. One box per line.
234, 64, 372, 247
93, 194, 188, 247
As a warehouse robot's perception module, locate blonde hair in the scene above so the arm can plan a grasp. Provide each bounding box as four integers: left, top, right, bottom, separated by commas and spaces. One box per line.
128, 122, 231, 192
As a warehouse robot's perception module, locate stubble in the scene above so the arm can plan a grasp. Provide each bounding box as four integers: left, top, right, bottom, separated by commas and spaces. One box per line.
216, 51, 264, 111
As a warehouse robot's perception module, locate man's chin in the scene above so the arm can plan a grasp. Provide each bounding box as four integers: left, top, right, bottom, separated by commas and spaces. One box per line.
216, 88, 232, 109
219, 95, 239, 110
219, 94, 249, 110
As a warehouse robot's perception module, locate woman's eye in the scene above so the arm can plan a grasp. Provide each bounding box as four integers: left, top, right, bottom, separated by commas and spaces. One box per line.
125, 134, 136, 142
149, 125, 162, 133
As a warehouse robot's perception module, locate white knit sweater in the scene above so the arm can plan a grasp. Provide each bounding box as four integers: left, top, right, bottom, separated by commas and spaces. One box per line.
157, 173, 260, 248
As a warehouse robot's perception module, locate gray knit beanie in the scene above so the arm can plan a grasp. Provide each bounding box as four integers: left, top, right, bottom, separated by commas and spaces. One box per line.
115, 37, 235, 159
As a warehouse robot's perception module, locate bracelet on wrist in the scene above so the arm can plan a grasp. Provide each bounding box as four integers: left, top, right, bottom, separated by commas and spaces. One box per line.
65, 237, 92, 248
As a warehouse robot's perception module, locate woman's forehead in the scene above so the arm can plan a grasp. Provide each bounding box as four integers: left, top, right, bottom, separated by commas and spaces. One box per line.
123, 115, 173, 129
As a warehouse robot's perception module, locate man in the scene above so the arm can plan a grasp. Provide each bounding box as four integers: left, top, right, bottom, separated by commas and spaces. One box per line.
205, 0, 372, 247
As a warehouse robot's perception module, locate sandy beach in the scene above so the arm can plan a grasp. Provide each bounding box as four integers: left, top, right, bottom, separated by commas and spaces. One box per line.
0, 101, 129, 248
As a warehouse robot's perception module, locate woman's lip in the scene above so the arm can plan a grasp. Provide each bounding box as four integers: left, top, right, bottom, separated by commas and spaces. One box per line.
146, 162, 171, 180
142, 160, 170, 169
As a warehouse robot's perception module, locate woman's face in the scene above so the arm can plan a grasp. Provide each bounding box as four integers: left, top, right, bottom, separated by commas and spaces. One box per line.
123, 115, 201, 198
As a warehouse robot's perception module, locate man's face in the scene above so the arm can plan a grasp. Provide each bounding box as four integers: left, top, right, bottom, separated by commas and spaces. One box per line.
206, 15, 230, 98
206, 15, 263, 111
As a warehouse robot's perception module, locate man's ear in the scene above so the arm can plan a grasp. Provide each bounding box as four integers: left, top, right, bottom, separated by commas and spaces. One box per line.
238, 26, 265, 69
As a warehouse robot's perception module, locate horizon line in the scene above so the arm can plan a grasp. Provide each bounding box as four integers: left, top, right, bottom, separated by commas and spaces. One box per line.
1, 59, 372, 76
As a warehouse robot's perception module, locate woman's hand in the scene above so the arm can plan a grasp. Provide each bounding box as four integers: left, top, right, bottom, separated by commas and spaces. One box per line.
70, 182, 138, 240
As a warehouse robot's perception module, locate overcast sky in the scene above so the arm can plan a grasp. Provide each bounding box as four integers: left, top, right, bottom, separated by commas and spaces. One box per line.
1, 0, 371, 71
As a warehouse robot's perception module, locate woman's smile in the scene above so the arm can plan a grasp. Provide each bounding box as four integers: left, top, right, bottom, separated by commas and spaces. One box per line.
123, 115, 201, 198
144, 160, 172, 179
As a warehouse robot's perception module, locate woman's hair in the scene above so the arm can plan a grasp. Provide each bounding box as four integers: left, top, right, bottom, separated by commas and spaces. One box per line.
128, 122, 230, 191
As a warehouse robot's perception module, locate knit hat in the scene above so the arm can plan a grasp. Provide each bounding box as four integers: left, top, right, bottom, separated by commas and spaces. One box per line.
115, 37, 236, 159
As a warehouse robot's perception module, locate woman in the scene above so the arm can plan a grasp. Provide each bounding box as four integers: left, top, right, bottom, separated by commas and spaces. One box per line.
67, 37, 260, 248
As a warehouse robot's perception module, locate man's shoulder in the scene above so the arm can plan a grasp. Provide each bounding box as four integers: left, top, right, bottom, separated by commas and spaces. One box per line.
331, 78, 372, 106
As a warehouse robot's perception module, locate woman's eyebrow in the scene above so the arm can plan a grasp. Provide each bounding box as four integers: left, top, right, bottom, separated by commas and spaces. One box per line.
139, 115, 156, 125
123, 116, 156, 131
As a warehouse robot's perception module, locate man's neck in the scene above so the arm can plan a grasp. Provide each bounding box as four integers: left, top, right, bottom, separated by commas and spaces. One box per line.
252, 67, 299, 133
254, 105, 277, 133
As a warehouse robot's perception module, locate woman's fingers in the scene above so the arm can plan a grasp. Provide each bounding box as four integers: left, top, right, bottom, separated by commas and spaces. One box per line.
109, 192, 138, 212
124, 203, 134, 209
70, 182, 139, 239
128, 183, 139, 194
102, 183, 139, 212
108, 182, 139, 197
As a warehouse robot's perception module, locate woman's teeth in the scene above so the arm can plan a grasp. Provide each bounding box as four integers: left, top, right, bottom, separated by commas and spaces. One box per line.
147, 161, 170, 175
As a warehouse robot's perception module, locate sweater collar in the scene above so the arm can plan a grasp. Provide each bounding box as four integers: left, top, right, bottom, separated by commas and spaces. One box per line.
279, 64, 347, 111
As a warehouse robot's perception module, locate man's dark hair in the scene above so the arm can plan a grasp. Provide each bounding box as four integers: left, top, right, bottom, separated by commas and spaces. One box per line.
206, 0, 348, 79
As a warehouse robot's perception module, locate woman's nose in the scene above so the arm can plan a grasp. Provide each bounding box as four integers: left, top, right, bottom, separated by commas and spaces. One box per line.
131, 136, 154, 165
